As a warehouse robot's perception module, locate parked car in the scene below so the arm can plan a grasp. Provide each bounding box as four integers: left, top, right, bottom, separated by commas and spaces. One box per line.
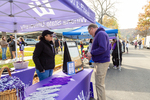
24, 38, 39, 46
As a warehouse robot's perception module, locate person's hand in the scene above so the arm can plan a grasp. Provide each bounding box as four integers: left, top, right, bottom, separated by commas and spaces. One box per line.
41, 70, 45, 73
87, 56, 91, 60
87, 52, 92, 57
87, 52, 92, 60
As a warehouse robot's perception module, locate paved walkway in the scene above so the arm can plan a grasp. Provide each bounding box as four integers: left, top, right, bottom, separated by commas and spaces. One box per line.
87, 45, 150, 100
0, 56, 32, 65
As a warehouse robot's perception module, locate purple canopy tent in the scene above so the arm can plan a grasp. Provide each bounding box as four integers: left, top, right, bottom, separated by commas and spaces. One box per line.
0, 0, 95, 60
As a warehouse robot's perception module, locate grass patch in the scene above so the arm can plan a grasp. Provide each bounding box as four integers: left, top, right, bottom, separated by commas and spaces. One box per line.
23, 52, 33, 57
26, 54, 62, 66
26, 59, 35, 67
25, 47, 35, 51
55, 55, 63, 65
24, 55, 63, 67
0, 63, 14, 68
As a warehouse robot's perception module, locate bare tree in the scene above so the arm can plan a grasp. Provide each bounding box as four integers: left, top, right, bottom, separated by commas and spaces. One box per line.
84, 0, 117, 24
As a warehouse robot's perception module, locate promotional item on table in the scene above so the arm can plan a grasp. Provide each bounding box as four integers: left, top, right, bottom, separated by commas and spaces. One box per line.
25, 76, 72, 100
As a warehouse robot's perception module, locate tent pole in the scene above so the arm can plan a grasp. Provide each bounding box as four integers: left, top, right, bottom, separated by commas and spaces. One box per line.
117, 34, 121, 71
14, 22, 18, 61
62, 34, 64, 63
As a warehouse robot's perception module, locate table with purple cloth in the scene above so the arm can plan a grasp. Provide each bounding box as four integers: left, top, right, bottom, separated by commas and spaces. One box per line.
25, 69, 93, 100
1, 67, 35, 86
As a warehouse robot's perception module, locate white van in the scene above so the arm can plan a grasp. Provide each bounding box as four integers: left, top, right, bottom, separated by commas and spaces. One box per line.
145, 36, 150, 49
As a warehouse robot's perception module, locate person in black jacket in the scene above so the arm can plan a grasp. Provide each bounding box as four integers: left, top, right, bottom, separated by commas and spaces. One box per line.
7, 34, 13, 59
33, 30, 55, 81
112, 40, 122, 71
9, 37, 16, 61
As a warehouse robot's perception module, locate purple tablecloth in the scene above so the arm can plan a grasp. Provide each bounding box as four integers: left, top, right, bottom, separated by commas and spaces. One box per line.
25, 69, 93, 100
1, 67, 35, 86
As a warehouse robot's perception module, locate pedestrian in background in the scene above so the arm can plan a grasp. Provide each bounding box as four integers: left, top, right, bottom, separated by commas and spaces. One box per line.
55, 37, 60, 54
122, 40, 125, 53
60, 39, 63, 51
33, 30, 55, 81
134, 40, 137, 49
126, 41, 129, 53
111, 39, 116, 68
112, 39, 122, 70
80, 41, 84, 55
87, 24, 110, 100
88, 38, 93, 67
9, 37, 16, 61
0, 36, 8, 60
18, 37, 25, 61
138, 40, 142, 49
7, 34, 13, 59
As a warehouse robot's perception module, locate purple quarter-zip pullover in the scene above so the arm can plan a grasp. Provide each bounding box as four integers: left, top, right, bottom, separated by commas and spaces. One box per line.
91, 27, 110, 63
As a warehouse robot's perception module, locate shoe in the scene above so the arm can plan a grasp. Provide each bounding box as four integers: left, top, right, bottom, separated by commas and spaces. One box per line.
12, 58, 16, 61
108, 67, 110, 70
89, 65, 94, 68
118, 66, 121, 71
113, 66, 117, 69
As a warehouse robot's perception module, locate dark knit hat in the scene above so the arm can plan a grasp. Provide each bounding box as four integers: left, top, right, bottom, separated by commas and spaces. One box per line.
42, 30, 54, 37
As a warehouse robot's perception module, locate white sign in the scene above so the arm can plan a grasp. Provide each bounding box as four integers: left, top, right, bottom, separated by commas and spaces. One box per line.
67, 61, 75, 75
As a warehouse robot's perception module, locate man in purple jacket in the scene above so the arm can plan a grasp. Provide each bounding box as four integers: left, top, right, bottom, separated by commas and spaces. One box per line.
87, 24, 110, 100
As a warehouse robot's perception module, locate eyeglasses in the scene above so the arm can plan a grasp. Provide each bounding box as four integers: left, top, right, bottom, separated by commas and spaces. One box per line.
50, 34, 53, 37
88, 28, 91, 33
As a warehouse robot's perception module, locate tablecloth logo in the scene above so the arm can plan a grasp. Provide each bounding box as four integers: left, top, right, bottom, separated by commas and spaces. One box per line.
74, 90, 90, 100
28, 0, 55, 17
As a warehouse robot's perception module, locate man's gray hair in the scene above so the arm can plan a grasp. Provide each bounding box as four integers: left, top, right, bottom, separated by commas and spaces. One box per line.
88, 23, 98, 29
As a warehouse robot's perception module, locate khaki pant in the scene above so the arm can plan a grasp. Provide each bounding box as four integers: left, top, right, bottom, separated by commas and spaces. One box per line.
94, 62, 110, 100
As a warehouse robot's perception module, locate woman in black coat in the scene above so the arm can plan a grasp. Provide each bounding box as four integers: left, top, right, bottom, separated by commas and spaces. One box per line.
112, 40, 122, 70
33, 30, 55, 81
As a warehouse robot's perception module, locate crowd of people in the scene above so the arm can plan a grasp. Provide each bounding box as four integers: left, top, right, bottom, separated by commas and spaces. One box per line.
0, 33, 65, 61
0, 34, 25, 61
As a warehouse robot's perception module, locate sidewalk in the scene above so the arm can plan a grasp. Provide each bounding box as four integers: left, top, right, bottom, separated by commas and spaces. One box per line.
0, 50, 63, 65
0, 56, 32, 65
